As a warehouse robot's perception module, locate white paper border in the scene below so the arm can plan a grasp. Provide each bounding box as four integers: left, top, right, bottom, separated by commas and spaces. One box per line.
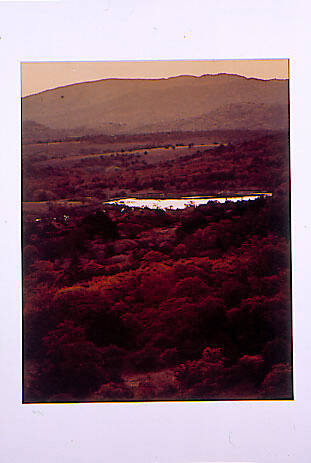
1, 1, 310, 462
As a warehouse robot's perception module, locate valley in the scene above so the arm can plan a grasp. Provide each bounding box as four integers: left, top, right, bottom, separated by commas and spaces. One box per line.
22, 72, 292, 403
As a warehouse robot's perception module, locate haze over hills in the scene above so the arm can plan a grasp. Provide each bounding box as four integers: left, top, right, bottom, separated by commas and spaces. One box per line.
23, 72, 292, 403
22, 73, 289, 141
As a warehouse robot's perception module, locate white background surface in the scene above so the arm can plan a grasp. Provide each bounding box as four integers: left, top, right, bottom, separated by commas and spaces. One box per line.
0, 1, 310, 462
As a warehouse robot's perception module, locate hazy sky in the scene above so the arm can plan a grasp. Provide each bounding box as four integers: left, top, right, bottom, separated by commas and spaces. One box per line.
21, 59, 289, 97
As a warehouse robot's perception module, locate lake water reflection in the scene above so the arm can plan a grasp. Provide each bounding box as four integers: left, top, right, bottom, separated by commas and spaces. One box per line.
105, 193, 272, 210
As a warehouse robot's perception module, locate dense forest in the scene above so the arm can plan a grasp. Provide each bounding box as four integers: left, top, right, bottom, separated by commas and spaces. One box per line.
22, 129, 292, 402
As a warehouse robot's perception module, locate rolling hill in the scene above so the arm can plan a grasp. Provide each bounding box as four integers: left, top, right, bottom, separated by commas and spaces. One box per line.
22, 73, 289, 141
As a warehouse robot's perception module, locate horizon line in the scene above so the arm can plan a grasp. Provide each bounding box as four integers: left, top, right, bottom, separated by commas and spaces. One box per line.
22, 72, 289, 98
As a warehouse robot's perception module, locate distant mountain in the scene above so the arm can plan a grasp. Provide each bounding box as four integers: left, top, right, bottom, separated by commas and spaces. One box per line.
22, 74, 289, 141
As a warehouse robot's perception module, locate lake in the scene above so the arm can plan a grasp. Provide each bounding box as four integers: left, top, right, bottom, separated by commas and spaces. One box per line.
105, 193, 272, 210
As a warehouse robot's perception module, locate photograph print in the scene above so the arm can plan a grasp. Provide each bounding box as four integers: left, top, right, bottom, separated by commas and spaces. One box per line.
22, 59, 292, 403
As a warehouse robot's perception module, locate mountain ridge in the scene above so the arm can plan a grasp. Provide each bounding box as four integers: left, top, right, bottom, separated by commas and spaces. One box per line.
22, 72, 289, 99
22, 73, 289, 140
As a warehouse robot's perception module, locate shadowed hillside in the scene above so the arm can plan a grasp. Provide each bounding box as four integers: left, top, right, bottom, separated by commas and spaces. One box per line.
22, 74, 289, 141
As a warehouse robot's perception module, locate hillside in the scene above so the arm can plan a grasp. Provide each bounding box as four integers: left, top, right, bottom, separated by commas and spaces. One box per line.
22, 71, 292, 403
23, 131, 292, 402
22, 74, 289, 141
